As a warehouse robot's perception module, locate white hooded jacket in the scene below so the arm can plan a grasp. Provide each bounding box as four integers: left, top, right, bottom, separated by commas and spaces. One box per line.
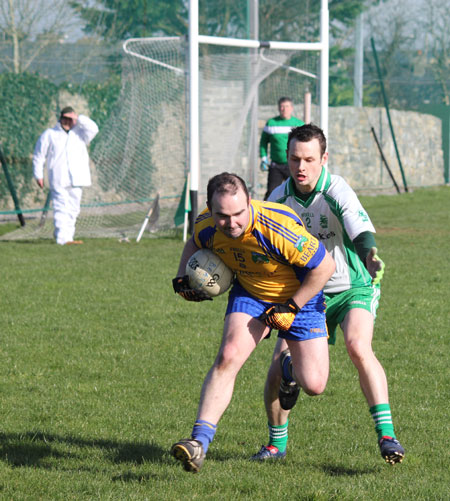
33, 114, 99, 189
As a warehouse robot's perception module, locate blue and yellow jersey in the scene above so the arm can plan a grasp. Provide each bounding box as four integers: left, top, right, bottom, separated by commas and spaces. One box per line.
193, 200, 326, 306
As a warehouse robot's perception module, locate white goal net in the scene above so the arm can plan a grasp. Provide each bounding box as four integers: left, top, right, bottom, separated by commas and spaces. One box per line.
1, 36, 320, 241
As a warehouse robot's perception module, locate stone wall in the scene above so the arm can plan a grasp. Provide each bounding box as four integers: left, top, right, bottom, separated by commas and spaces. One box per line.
256, 104, 444, 197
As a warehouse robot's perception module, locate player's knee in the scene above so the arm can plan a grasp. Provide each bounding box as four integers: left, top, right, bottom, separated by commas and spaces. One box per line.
346, 338, 373, 365
298, 373, 328, 396
302, 382, 326, 396
215, 343, 244, 372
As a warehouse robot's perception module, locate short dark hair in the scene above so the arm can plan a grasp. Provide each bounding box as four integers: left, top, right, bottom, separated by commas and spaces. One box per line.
278, 96, 293, 106
207, 172, 249, 209
60, 106, 75, 118
287, 123, 327, 157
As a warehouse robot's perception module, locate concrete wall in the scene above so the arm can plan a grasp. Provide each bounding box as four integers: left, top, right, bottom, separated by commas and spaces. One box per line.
256, 104, 445, 196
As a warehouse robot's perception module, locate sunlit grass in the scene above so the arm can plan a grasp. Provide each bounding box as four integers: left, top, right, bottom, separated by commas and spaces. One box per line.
0, 186, 448, 500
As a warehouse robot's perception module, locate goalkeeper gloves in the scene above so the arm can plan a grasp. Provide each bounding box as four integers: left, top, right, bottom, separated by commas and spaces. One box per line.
366, 247, 385, 285
260, 157, 270, 171
172, 275, 212, 302
259, 298, 300, 331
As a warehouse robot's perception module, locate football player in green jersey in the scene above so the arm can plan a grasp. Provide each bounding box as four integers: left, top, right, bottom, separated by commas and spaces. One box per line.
260, 97, 304, 199
251, 124, 405, 465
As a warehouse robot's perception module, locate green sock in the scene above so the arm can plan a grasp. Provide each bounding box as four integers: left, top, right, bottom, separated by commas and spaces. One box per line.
268, 420, 288, 453
370, 403, 396, 440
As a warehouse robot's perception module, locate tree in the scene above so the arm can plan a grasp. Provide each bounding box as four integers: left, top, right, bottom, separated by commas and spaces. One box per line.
364, 0, 449, 108
69, 0, 247, 40
70, 0, 367, 42
70, 0, 376, 106
422, 0, 450, 105
0, 0, 80, 73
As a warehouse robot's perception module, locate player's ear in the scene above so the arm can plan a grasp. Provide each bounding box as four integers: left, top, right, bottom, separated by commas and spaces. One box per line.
321, 151, 329, 165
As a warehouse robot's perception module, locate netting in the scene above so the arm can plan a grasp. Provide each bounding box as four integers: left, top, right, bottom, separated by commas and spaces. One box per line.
1, 37, 320, 241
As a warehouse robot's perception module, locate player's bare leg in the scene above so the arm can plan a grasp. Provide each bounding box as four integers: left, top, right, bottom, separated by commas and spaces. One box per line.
342, 308, 387, 405
173, 312, 269, 470
264, 338, 290, 426
251, 336, 328, 461
342, 308, 404, 464
195, 312, 268, 424
286, 336, 328, 395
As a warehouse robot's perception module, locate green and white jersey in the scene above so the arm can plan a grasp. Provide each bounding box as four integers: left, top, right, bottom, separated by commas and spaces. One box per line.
269, 168, 375, 293
259, 116, 304, 164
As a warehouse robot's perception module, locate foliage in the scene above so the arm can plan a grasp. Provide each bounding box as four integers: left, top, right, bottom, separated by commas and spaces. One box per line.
0, 186, 448, 499
0, 0, 81, 74
0, 71, 121, 206
0, 72, 58, 202
59, 76, 122, 132
329, 46, 355, 106
71, 0, 366, 42
69, 0, 369, 107
365, 0, 450, 109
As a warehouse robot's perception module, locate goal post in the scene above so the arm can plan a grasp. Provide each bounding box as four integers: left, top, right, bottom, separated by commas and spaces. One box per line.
188, 0, 329, 223
0, 4, 328, 242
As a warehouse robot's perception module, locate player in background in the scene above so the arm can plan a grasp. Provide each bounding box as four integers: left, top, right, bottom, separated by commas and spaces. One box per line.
251, 124, 405, 465
33, 106, 98, 245
260, 97, 304, 200
171, 172, 335, 472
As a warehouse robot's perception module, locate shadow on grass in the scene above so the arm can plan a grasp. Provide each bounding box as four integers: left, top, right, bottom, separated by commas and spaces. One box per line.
320, 464, 377, 476
0, 430, 169, 475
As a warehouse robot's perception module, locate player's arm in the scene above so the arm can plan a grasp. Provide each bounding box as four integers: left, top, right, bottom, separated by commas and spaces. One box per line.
75, 115, 99, 144
353, 231, 385, 285
260, 249, 335, 331
291, 250, 335, 310
259, 127, 270, 170
172, 237, 211, 302
176, 237, 199, 276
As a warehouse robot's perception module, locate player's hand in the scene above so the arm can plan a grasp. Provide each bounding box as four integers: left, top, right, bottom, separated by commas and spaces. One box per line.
172, 275, 212, 302
259, 298, 300, 331
366, 247, 385, 285
260, 157, 270, 171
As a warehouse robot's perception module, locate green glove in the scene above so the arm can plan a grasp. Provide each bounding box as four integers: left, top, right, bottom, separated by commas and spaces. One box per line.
366, 247, 385, 285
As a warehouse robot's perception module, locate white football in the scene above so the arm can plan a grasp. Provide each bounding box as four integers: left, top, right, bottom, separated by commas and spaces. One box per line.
186, 249, 234, 297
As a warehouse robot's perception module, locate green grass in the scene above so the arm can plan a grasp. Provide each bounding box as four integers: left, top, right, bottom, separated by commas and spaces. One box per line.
0, 186, 449, 500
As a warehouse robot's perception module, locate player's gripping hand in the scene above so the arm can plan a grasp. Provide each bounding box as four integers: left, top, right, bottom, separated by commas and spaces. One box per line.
260, 157, 270, 171
366, 247, 385, 285
172, 276, 212, 302
259, 298, 300, 331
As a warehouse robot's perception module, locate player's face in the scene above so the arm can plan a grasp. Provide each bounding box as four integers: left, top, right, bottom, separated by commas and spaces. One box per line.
287, 138, 328, 194
210, 189, 250, 239
278, 101, 293, 120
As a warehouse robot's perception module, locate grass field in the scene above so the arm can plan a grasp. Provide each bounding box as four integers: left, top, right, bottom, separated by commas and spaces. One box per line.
0, 186, 449, 500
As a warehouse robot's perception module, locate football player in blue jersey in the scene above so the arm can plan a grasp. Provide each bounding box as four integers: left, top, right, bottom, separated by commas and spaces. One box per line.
171, 172, 335, 472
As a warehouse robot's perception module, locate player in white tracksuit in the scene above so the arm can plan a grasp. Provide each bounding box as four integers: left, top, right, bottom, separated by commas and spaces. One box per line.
33, 106, 99, 245
251, 124, 405, 465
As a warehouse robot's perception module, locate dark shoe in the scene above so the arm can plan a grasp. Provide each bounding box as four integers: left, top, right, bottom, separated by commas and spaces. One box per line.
250, 445, 286, 461
379, 436, 405, 465
171, 438, 205, 472
279, 349, 300, 410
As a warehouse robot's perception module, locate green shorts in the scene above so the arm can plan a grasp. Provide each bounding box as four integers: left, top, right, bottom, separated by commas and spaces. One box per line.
325, 285, 380, 345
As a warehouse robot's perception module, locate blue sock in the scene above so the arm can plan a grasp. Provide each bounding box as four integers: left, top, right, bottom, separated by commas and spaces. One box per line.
192, 419, 217, 453
281, 355, 294, 382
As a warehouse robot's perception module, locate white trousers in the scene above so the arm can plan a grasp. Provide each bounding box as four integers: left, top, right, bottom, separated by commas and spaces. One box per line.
51, 186, 83, 245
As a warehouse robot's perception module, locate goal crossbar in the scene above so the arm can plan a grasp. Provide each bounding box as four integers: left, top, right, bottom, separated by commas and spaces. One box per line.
198, 35, 324, 52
